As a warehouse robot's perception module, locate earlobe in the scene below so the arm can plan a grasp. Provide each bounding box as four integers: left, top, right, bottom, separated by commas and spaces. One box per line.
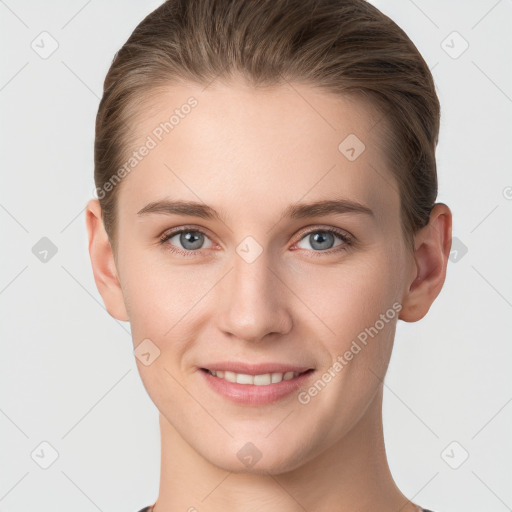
399, 203, 452, 322
85, 199, 129, 322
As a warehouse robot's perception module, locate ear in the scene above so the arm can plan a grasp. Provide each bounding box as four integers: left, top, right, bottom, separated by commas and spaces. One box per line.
85, 199, 129, 322
399, 203, 452, 322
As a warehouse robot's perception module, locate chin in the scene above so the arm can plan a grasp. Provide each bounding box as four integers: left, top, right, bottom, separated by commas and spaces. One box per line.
200, 435, 312, 476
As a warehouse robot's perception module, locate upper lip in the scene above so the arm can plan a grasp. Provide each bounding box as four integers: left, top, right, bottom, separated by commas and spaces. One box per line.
200, 362, 314, 375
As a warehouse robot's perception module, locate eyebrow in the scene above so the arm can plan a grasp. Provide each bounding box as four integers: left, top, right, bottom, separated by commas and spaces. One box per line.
137, 198, 374, 222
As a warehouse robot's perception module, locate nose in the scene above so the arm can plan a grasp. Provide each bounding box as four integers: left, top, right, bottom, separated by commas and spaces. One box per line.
216, 249, 293, 343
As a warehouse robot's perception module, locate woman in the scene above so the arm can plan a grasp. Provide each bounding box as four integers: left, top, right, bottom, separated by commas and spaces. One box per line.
86, 0, 452, 510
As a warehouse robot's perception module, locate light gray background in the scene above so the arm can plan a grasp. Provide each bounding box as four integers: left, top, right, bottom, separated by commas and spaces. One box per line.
1, 1, 511, 511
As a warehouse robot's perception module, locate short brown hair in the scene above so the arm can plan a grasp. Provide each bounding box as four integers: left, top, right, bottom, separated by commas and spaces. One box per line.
94, 0, 440, 254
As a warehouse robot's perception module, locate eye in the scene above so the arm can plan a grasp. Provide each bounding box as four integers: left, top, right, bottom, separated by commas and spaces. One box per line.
159, 225, 353, 257
160, 227, 214, 256
294, 227, 353, 254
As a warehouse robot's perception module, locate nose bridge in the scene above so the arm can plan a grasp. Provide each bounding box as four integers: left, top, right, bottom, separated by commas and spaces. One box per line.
218, 245, 292, 342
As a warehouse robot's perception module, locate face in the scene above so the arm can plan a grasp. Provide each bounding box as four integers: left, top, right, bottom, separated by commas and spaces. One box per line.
99, 80, 418, 473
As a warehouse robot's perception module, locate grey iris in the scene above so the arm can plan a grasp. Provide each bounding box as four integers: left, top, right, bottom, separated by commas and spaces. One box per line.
310, 232, 335, 250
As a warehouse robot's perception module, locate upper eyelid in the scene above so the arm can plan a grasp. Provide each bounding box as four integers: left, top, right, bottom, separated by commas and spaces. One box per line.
295, 225, 351, 239
160, 224, 215, 241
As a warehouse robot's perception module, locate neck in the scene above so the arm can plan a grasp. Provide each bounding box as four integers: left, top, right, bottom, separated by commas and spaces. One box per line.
152, 384, 421, 512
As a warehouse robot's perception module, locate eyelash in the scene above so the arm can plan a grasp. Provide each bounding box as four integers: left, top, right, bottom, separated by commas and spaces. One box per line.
159, 225, 354, 258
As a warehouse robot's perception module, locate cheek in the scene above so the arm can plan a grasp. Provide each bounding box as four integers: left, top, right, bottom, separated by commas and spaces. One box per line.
119, 250, 217, 341
304, 251, 401, 366
121, 256, 211, 407
307, 254, 399, 326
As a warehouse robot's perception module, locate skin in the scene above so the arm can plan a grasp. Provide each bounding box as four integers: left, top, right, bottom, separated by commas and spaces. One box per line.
86, 80, 452, 512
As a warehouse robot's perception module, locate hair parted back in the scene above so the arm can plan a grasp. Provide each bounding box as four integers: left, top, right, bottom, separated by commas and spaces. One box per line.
94, 0, 440, 254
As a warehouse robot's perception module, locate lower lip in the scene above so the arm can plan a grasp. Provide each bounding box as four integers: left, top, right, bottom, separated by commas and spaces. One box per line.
199, 369, 315, 406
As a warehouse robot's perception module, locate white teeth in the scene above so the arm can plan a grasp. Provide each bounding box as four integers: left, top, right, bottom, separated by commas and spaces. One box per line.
271, 373, 282, 383
207, 369, 303, 385
253, 373, 271, 385
236, 373, 254, 385
224, 371, 236, 383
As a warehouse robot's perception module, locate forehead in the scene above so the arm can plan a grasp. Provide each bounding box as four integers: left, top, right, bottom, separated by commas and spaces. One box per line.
118, 80, 400, 228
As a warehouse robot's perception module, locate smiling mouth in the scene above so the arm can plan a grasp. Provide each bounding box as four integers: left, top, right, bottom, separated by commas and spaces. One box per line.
200, 368, 314, 386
